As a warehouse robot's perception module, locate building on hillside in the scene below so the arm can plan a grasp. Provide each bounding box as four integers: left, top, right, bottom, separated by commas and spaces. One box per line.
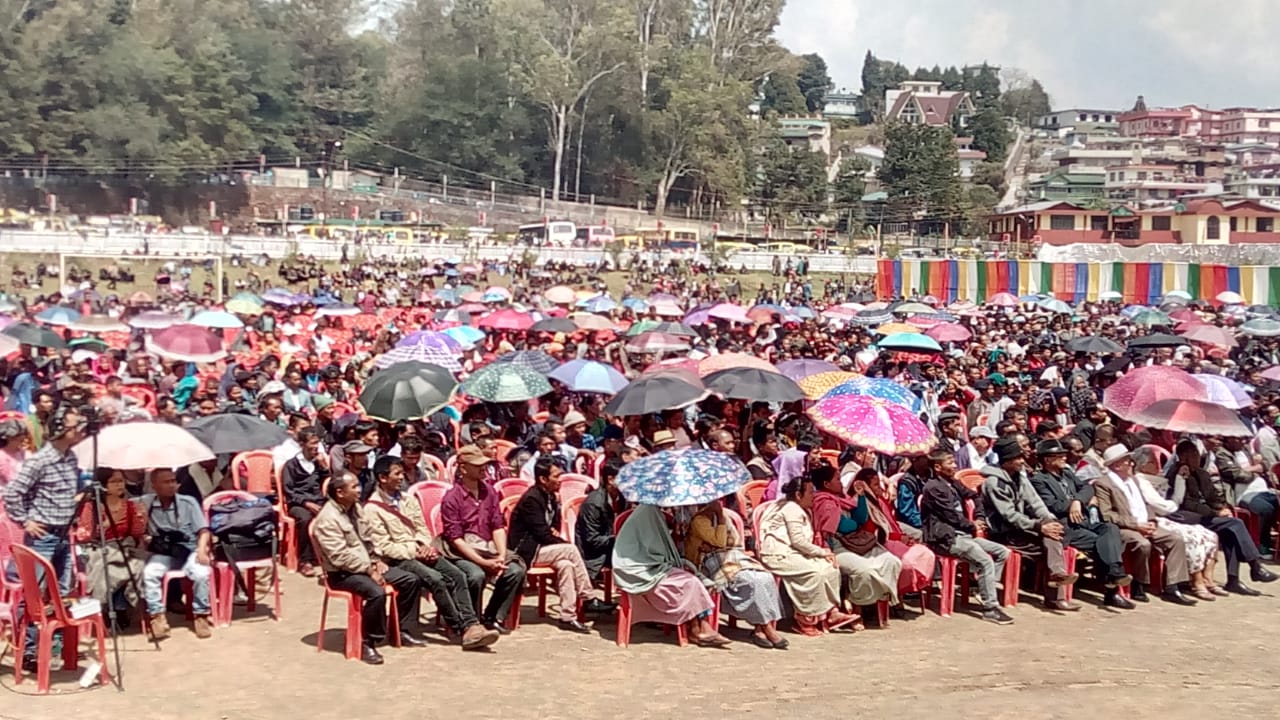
1104, 164, 1215, 205
850, 145, 884, 177
777, 117, 832, 156
1119, 104, 1280, 144
884, 81, 975, 128
1036, 109, 1121, 130
953, 137, 987, 179
1026, 167, 1107, 203
823, 89, 863, 119
987, 197, 1280, 246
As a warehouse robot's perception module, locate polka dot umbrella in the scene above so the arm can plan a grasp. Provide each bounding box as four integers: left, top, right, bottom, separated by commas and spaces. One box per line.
807, 395, 937, 456
461, 363, 552, 403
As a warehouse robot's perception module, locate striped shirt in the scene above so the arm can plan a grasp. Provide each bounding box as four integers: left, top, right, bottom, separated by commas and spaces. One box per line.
2, 442, 81, 527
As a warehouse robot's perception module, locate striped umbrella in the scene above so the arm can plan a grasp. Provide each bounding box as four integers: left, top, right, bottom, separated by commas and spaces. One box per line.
375, 344, 463, 372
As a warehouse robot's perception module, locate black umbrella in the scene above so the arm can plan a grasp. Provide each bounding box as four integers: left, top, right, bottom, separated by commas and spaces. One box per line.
529, 318, 578, 334
186, 413, 291, 455
358, 361, 458, 422
604, 374, 708, 416
703, 368, 805, 403
1127, 333, 1185, 349
1066, 336, 1124, 354
2, 322, 67, 349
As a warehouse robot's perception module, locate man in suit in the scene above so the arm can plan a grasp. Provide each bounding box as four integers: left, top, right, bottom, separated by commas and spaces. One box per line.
576, 458, 625, 586
1170, 440, 1277, 595
1091, 445, 1197, 606
508, 456, 613, 633
1028, 438, 1134, 609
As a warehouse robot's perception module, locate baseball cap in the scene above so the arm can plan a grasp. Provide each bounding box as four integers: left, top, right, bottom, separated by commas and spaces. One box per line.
342, 440, 374, 455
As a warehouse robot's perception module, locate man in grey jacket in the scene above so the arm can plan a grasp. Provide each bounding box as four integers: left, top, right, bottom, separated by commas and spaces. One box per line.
981, 436, 1081, 611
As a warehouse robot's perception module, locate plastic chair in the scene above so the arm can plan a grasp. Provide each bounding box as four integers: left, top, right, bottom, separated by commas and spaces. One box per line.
0, 513, 27, 630
444, 454, 458, 484
11, 546, 111, 693
955, 469, 986, 492
1138, 444, 1171, 469
818, 449, 840, 468
492, 439, 517, 461
557, 474, 593, 505
498, 494, 557, 628
426, 505, 444, 538
307, 526, 400, 660
407, 481, 452, 530
120, 385, 157, 414
739, 480, 770, 518
612, 508, 719, 647
421, 453, 448, 483
494, 478, 532, 500
750, 501, 773, 548
591, 454, 606, 482
234, 450, 297, 571
532, 410, 550, 423
562, 495, 587, 544
203, 491, 281, 627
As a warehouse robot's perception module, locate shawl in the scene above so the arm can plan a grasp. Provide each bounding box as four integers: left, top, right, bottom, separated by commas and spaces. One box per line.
611, 504, 681, 595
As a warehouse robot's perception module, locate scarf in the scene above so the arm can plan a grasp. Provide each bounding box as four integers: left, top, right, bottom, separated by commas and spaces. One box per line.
812, 490, 859, 537
612, 504, 682, 595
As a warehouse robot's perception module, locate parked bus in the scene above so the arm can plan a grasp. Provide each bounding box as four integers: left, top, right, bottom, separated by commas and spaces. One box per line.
516, 220, 577, 246
574, 225, 615, 247
636, 226, 700, 254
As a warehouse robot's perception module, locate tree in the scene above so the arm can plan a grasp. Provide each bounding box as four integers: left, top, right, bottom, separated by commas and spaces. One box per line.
755, 132, 826, 223
695, 0, 785, 80
968, 106, 1011, 164
830, 155, 868, 205
795, 53, 830, 113
940, 65, 963, 91
759, 67, 806, 116
963, 62, 1002, 110
1000, 69, 1052, 126
879, 122, 963, 235
970, 161, 1006, 196
963, 184, 1000, 236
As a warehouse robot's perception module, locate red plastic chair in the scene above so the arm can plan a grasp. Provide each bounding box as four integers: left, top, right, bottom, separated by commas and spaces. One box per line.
0, 513, 26, 633
421, 453, 448, 484
408, 481, 451, 528
1234, 507, 1261, 546
120, 385, 157, 414
612, 508, 720, 647
233, 450, 297, 571
494, 477, 532, 500
1138, 444, 1171, 469
591, 453, 607, 482
557, 474, 593, 506
203, 491, 280, 627
491, 439, 517, 461
498, 494, 557, 628
307, 525, 401, 660
562, 495, 587, 544
11, 546, 111, 693
738, 480, 770, 521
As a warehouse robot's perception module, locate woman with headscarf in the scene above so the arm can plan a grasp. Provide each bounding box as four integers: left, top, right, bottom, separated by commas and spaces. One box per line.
811, 466, 905, 615
0, 418, 29, 490
612, 504, 730, 647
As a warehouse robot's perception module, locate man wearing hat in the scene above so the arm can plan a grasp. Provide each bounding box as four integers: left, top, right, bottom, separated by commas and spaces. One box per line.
1091, 445, 1197, 606
343, 439, 376, 501
957, 426, 998, 471
1028, 438, 1134, 610
936, 412, 963, 457
651, 429, 677, 451
980, 436, 1080, 611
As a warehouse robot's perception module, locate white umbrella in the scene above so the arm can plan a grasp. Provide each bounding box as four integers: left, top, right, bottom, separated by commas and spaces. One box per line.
1216, 291, 1244, 305
74, 422, 215, 470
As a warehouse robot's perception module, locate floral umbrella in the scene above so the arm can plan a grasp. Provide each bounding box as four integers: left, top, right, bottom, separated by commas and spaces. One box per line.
807, 395, 936, 455
461, 363, 552, 402
797, 371, 862, 400
775, 359, 839, 381
1129, 399, 1251, 437
616, 448, 750, 507
1102, 366, 1208, 422
821, 377, 923, 413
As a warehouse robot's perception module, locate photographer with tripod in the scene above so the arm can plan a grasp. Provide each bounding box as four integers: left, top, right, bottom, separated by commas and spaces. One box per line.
2, 405, 88, 673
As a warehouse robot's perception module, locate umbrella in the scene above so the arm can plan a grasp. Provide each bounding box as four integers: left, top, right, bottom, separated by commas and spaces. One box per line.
147, 324, 225, 363
397, 331, 462, 353
128, 311, 183, 330
316, 303, 362, 317
697, 352, 777, 377
75, 422, 214, 469
622, 297, 650, 312
1216, 291, 1244, 305
442, 325, 485, 347
775, 359, 839, 381
127, 291, 153, 307
604, 374, 708, 416
707, 303, 749, 323
643, 357, 701, 376
572, 313, 616, 331
494, 350, 560, 374
1102, 366, 1208, 422
189, 310, 244, 329
878, 332, 942, 353
548, 359, 629, 394
624, 332, 690, 354
797, 371, 862, 400
544, 286, 577, 305
360, 361, 460, 421
262, 288, 303, 306
874, 322, 920, 335
226, 293, 264, 315
1128, 399, 1251, 437
462, 363, 552, 403
821, 377, 923, 413
853, 309, 894, 325
925, 323, 972, 343
703, 368, 804, 402
1066, 336, 1124, 354
1245, 304, 1275, 318
1126, 333, 1186, 349
1179, 324, 1236, 349
807, 395, 936, 455
1167, 308, 1200, 323
987, 292, 1019, 307
1131, 310, 1172, 326
0, 334, 18, 356
530, 317, 578, 334
625, 321, 698, 337
893, 302, 935, 315
2, 322, 67, 349
1038, 298, 1073, 314
577, 295, 618, 314
477, 308, 534, 331
374, 344, 464, 373
457, 302, 488, 314
651, 302, 685, 317
1241, 318, 1280, 337
433, 288, 459, 305
616, 448, 750, 507
482, 286, 512, 303
67, 315, 129, 334
35, 306, 81, 326
1191, 374, 1252, 410
185, 414, 291, 455
1098, 291, 1123, 301
1163, 290, 1192, 301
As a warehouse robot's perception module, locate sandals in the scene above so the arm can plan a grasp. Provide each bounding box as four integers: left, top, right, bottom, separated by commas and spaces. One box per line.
1208, 585, 1230, 597
693, 633, 732, 648
825, 610, 863, 632
1190, 587, 1216, 602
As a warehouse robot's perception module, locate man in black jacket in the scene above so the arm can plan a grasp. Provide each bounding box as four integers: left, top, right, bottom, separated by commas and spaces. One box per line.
508, 457, 612, 632
282, 427, 331, 576
921, 449, 1013, 625
576, 458, 624, 586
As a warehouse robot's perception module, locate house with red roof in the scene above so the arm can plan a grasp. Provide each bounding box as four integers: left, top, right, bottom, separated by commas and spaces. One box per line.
884, 81, 975, 128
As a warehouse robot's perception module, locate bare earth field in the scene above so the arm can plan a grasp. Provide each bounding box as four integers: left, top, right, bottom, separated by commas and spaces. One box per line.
2, 565, 1277, 720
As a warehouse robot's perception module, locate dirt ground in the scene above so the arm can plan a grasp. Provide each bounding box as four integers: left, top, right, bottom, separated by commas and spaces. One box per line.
2, 563, 1277, 720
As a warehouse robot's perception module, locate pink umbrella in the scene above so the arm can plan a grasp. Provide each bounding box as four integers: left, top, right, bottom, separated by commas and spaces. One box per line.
477, 308, 534, 331
987, 292, 1019, 307
807, 395, 937, 455
697, 352, 776, 377
544, 286, 576, 305
1263, 366, 1280, 383
457, 303, 488, 314
707, 303, 749, 323
1179, 324, 1237, 350
906, 315, 944, 329
147, 324, 225, 363
1191, 374, 1252, 410
461, 291, 485, 303
625, 331, 691, 354
775, 359, 839, 381
644, 357, 701, 376
1102, 366, 1208, 422
926, 323, 973, 343
459, 264, 480, 275
1168, 308, 1199, 323
1129, 399, 1252, 437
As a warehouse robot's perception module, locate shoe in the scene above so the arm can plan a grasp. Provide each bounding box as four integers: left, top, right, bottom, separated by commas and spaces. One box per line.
1047, 573, 1078, 588
1160, 589, 1198, 606
1224, 580, 1261, 596
299, 563, 318, 578
770, 637, 790, 650
557, 618, 592, 634
1250, 566, 1278, 583
483, 619, 512, 635
1104, 593, 1135, 610
360, 644, 384, 665
749, 633, 774, 649
1105, 574, 1133, 589
1190, 587, 1216, 601
582, 599, 617, 615
1129, 584, 1150, 602
1044, 599, 1082, 612
147, 613, 171, 640
460, 624, 500, 651
692, 633, 732, 648
192, 614, 213, 639
1208, 585, 1231, 597
398, 632, 427, 647
981, 607, 1015, 625
21, 656, 37, 674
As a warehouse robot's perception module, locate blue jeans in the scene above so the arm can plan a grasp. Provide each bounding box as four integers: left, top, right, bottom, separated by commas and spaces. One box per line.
16, 532, 74, 659
142, 554, 212, 616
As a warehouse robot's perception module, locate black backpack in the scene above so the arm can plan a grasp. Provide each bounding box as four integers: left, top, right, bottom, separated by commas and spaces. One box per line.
209, 497, 279, 601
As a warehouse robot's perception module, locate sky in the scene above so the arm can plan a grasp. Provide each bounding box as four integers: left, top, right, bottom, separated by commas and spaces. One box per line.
775, 0, 1279, 111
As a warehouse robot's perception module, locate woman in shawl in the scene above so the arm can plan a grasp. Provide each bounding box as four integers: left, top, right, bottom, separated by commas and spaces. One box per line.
811, 466, 903, 613
683, 500, 788, 649
612, 504, 730, 647
758, 477, 858, 636
853, 467, 936, 596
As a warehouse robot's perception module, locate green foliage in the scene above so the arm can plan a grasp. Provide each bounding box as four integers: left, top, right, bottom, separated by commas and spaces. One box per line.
759, 68, 808, 116
1002, 79, 1052, 126
755, 131, 827, 222
968, 106, 1011, 164
879, 122, 963, 230
796, 53, 831, 113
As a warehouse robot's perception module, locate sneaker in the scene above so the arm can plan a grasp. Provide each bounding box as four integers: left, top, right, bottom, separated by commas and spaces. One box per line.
148, 613, 171, 640
461, 624, 499, 651
981, 607, 1015, 625
192, 615, 213, 639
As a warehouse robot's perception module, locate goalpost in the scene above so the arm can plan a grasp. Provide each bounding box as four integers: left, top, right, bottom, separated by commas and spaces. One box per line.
59, 252, 225, 303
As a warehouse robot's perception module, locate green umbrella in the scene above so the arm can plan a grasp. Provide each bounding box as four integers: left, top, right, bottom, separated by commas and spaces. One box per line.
462, 363, 552, 402
876, 332, 942, 353
358, 362, 459, 422
625, 321, 698, 337
1131, 310, 1172, 327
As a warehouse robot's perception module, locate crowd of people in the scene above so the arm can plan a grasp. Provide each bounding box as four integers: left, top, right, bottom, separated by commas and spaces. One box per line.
2, 253, 1279, 679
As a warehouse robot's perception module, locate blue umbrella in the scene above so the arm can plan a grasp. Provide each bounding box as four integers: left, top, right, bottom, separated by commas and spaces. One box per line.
622, 297, 649, 311
262, 288, 303, 306
577, 295, 618, 313
445, 256, 464, 265
822, 377, 923, 413
1038, 297, 1073, 314
1120, 304, 1149, 319
790, 305, 816, 319
616, 448, 750, 507
310, 294, 338, 306
548, 359, 629, 394
443, 325, 485, 346
444, 268, 460, 277
1019, 294, 1044, 303
35, 306, 81, 326
434, 288, 459, 304
189, 310, 244, 329
877, 332, 943, 353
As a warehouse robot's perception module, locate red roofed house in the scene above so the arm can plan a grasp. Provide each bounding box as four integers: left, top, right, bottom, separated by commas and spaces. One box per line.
885, 81, 975, 128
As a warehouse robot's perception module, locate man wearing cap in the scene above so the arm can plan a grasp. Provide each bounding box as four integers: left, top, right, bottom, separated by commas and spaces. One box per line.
651, 429, 678, 452
936, 412, 963, 457
1091, 445, 1197, 606
562, 411, 597, 452
343, 439, 376, 501
957, 426, 998, 471
441, 444, 527, 633
966, 379, 997, 430
1028, 438, 1134, 610
980, 436, 1080, 611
